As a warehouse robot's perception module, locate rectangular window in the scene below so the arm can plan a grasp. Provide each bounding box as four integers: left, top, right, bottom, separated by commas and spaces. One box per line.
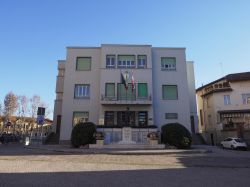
106, 55, 116, 68
162, 85, 178, 100
73, 112, 89, 126
118, 55, 136, 68
74, 84, 90, 98
137, 55, 147, 68
105, 83, 115, 98
117, 83, 136, 100
165, 113, 178, 119
242, 94, 250, 104
138, 83, 148, 98
104, 111, 115, 126
138, 111, 148, 126
161, 57, 176, 71
76, 57, 91, 71
224, 95, 231, 105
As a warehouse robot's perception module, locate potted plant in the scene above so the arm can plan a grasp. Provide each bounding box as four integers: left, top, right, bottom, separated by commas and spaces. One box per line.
93, 132, 104, 146
147, 132, 159, 146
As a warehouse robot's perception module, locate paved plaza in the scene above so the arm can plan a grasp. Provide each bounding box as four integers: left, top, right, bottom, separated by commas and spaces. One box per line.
0, 144, 250, 187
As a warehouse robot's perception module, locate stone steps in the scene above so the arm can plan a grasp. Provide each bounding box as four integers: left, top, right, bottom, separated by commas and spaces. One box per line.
89, 143, 165, 149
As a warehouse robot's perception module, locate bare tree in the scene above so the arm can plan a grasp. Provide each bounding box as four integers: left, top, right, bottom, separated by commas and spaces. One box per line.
0, 103, 2, 116
17, 95, 29, 134
30, 95, 41, 119
18, 95, 29, 118
40, 102, 51, 119
4, 92, 18, 119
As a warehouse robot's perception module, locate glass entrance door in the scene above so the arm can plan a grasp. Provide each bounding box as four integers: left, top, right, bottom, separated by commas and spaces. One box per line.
117, 111, 135, 126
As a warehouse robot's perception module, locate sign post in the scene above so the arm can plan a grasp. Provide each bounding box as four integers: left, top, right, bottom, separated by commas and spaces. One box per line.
37, 107, 45, 144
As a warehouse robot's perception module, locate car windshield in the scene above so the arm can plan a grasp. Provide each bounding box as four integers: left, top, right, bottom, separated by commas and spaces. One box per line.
234, 138, 244, 143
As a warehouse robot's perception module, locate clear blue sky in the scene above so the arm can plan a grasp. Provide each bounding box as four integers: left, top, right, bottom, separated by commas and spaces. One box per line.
1, 0, 250, 119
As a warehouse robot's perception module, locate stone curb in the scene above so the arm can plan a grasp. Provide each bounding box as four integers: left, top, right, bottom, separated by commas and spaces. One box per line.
25, 145, 212, 155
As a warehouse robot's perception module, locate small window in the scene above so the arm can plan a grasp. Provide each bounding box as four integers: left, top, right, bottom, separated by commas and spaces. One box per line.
162, 85, 178, 100
161, 57, 176, 71
138, 111, 148, 126
242, 94, 250, 104
137, 55, 147, 68
224, 95, 231, 105
106, 55, 116, 68
165, 113, 178, 119
74, 84, 90, 98
104, 111, 115, 126
76, 57, 91, 71
73, 112, 89, 126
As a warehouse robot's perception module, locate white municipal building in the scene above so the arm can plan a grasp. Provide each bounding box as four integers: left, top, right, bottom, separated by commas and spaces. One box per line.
53, 44, 198, 144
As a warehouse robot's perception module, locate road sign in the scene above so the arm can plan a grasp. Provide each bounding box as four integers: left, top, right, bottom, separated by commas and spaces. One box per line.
37, 107, 45, 116
37, 115, 45, 125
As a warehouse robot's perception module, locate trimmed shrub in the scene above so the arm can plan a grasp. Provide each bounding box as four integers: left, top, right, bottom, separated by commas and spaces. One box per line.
161, 123, 192, 149
71, 122, 96, 148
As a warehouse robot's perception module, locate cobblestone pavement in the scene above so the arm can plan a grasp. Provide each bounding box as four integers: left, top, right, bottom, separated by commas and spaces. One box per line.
0, 144, 250, 187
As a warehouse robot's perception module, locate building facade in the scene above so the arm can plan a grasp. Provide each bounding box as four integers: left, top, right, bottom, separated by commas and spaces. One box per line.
196, 72, 250, 145
53, 44, 198, 144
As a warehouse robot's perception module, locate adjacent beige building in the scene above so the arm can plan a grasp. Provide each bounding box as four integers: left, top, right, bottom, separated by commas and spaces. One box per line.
196, 72, 250, 145
53, 44, 198, 144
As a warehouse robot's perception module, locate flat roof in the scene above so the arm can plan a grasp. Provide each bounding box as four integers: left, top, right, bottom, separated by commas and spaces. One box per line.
66, 44, 185, 49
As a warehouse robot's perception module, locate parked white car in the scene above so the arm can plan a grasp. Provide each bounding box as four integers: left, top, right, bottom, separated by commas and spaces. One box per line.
220, 137, 247, 150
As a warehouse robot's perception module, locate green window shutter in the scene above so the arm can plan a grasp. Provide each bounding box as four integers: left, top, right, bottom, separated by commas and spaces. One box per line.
127, 84, 136, 100
118, 84, 126, 99
118, 83, 135, 100
138, 83, 147, 98
106, 83, 115, 98
118, 55, 135, 61
76, 57, 91, 70
163, 85, 178, 100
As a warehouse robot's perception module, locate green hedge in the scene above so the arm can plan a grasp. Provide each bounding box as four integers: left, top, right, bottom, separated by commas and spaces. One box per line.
161, 123, 192, 149
71, 122, 96, 148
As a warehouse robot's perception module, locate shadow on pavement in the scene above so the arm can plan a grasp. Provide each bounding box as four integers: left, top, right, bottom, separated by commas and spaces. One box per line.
0, 168, 250, 187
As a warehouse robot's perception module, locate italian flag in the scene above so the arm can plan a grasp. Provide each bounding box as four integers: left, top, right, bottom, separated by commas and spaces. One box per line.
121, 71, 129, 90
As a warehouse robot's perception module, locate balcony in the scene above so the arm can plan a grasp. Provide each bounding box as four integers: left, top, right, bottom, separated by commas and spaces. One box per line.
100, 94, 152, 105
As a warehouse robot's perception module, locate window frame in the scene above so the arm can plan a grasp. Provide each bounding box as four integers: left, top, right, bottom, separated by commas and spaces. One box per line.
105, 83, 115, 99
74, 84, 90, 99
117, 55, 136, 69
161, 57, 176, 71
138, 111, 148, 126
162, 85, 178, 100
242, 93, 250, 104
165, 113, 178, 119
224, 95, 231, 105
137, 55, 147, 68
106, 55, 116, 68
137, 83, 148, 98
72, 111, 89, 127
76, 57, 91, 71
117, 83, 136, 100
104, 111, 115, 126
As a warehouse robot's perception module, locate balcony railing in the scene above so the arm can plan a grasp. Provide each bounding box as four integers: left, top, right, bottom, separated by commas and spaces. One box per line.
100, 94, 152, 105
